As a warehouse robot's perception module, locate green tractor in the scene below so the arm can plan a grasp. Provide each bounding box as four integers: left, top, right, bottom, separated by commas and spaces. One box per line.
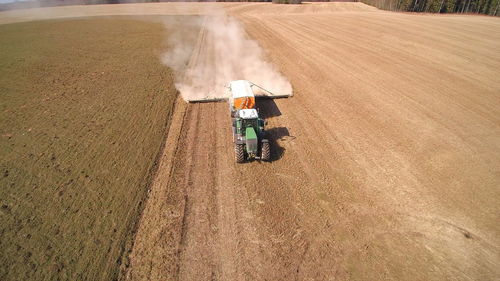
232, 108, 270, 163
187, 80, 292, 163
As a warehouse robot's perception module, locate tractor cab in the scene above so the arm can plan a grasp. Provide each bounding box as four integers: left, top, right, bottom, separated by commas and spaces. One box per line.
238, 108, 260, 128
237, 108, 259, 119
235, 109, 265, 134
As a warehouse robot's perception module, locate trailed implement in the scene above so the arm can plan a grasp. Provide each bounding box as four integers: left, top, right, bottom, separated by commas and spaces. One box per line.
188, 80, 292, 163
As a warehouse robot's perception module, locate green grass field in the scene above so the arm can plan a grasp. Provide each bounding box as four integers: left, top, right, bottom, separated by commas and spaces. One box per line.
0, 17, 182, 280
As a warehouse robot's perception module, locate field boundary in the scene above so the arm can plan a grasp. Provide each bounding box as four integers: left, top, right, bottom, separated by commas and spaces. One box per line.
119, 95, 188, 280
120, 21, 207, 280
117, 93, 183, 275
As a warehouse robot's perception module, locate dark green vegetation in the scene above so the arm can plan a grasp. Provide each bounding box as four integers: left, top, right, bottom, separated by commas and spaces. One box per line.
360, 0, 499, 15
0, 17, 178, 280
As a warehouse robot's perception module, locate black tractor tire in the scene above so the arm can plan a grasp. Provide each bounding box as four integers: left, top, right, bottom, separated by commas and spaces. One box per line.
261, 140, 271, 161
235, 144, 245, 163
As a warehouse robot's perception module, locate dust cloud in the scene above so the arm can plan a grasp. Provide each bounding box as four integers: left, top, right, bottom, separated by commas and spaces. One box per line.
161, 14, 293, 101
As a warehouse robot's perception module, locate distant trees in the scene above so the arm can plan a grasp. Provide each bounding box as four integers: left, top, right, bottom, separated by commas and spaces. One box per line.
272, 0, 302, 3
216, 0, 273, 2
0, 0, 495, 14
359, 0, 499, 15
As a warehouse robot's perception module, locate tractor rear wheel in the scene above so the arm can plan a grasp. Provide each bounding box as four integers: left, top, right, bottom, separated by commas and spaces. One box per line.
261, 140, 270, 161
235, 144, 245, 163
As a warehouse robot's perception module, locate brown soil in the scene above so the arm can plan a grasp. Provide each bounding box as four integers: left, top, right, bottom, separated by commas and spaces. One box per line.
125, 4, 500, 281
0, 17, 178, 280
2, 3, 499, 281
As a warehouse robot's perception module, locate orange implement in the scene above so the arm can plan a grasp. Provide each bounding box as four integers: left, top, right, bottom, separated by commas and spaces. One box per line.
233, 96, 255, 110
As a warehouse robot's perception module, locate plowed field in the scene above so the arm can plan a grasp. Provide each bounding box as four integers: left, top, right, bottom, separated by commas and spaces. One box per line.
127, 4, 500, 281
2, 3, 499, 281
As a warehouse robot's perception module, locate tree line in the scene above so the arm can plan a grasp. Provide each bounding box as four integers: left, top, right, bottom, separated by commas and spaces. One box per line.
1, 0, 497, 15
359, 0, 499, 15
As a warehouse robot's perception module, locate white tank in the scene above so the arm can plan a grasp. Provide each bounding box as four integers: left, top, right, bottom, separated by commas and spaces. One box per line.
228, 80, 255, 111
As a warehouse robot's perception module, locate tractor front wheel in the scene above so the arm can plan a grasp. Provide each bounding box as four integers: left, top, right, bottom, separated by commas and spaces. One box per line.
261, 140, 270, 161
235, 144, 245, 163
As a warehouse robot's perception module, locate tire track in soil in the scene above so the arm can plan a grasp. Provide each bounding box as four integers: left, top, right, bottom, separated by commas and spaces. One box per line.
136, 11, 392, 281
175, 19, 219, 279
174, 18, 270, 280
176, 103, 218, 280
212, 100, 269, 281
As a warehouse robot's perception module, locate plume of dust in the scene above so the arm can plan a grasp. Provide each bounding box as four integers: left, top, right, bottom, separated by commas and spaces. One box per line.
161, 14, 292, 101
